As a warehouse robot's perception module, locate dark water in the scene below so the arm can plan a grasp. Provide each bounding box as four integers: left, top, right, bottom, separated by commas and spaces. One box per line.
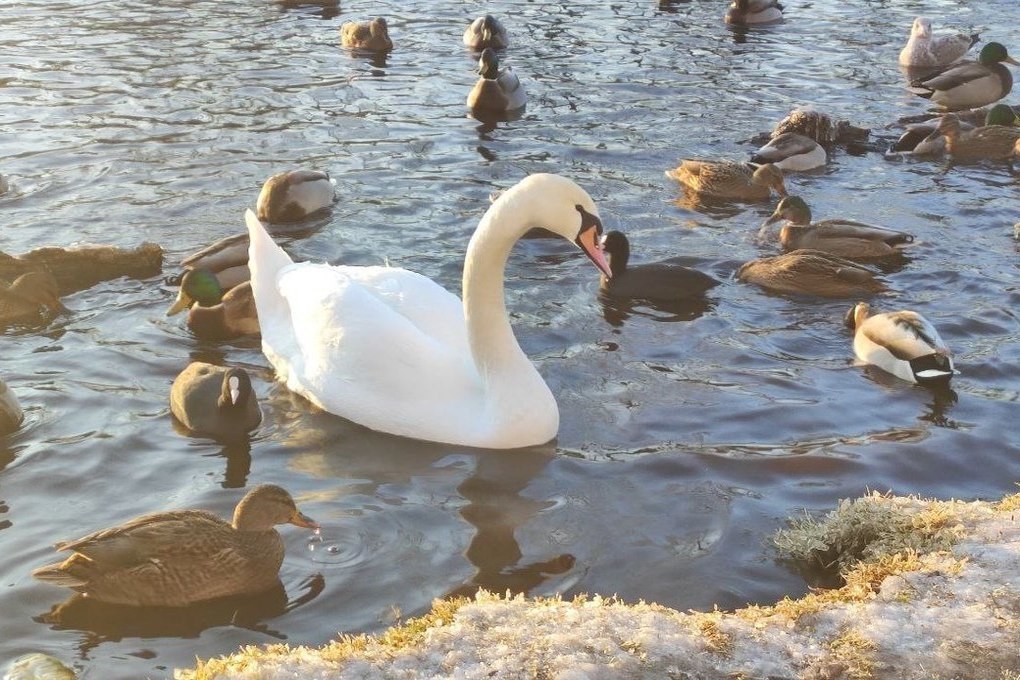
2, 0, 1019, 676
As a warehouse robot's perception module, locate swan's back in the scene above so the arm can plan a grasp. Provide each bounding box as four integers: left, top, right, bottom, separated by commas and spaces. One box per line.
246, 211, 486, 443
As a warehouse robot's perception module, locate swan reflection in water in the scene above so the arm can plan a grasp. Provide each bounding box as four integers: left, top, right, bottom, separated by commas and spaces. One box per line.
274, 398, 578, 600
35, 575, 324, 650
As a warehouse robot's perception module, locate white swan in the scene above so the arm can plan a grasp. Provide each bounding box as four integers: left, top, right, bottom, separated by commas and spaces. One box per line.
245, 174, 611, 449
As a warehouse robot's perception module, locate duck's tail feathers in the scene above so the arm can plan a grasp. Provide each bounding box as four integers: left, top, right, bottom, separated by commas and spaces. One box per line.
32, 559, 89, 588
911, 353, 955, 384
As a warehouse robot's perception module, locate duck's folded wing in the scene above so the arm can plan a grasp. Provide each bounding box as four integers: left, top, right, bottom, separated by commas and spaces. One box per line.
813, 220, 914, 245
181, 233, 249, 270
753, 133, 817, 161
913, 60, 983, 90
862, 312, 944, 360
55, 510, 230, 568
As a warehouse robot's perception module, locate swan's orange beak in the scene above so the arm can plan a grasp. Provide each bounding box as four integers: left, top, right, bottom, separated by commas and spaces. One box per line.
576, 223, 612, 279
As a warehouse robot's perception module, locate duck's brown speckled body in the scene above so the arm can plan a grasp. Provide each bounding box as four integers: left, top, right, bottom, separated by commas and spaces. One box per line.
32, 484, 317, 607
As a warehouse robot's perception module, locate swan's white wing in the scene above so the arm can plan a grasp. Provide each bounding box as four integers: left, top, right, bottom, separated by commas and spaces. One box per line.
270, 262, 484, 441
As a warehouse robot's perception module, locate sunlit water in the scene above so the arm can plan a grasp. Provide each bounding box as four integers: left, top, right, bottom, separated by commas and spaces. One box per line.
1, 0, 1018, 676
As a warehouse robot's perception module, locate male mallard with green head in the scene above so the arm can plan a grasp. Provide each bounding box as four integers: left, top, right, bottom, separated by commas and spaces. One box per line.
167, 269, 259, 340
910, 42, 1019, 111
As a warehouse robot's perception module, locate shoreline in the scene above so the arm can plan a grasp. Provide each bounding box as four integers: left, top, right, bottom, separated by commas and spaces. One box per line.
179, 491, 1020, 679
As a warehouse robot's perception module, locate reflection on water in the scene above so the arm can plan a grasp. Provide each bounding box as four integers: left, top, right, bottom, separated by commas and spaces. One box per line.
36, 576, 325, 649
2, 0, 1020, 675
599, 293, 715, 327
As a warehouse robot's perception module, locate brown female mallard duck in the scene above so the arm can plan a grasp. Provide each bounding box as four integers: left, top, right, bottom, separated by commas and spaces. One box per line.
0, 376, 23, 436
463, 15, 509, 51
845, 302, 956, 385
170, 362, 261, 440
936, 111, 1020, 160
0, 271, 67, 325
738, 249, 886, 298
891, 103, 1019, 154
32, 484, 317, 606
665, 161, 786, 201
467, 48, 527, 112
257, 170, 335, 224
340, 17, 392, 51
166, 269, 259, 340
761, 196, 914, 259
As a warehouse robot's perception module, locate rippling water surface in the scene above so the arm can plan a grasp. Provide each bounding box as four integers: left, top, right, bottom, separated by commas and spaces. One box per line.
2, 0, 1018, 676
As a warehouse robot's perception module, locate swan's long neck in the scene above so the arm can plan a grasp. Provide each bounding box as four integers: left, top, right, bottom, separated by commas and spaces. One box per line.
462, 191, 543, 387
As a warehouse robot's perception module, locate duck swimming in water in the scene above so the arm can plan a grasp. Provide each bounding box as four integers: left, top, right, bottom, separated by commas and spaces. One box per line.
761, 196, 915, 260
845, 302, 956, 385
909, 42, 1019, 111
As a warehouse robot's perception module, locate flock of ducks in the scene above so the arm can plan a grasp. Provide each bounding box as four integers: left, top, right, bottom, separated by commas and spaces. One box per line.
4, 5, 1010, 610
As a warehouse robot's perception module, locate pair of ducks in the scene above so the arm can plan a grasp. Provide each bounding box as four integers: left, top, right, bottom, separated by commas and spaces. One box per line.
738, 195, 907, 299
893, 103, 1020, 160
167, 169, 336, 340
462, 16, 526, 114
339, 13, 510, 53
666, 109, 874, 200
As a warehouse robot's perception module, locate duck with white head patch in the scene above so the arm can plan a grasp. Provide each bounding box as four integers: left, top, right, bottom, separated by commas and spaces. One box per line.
170, 362, 261, 440
845, 303, 957, 385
